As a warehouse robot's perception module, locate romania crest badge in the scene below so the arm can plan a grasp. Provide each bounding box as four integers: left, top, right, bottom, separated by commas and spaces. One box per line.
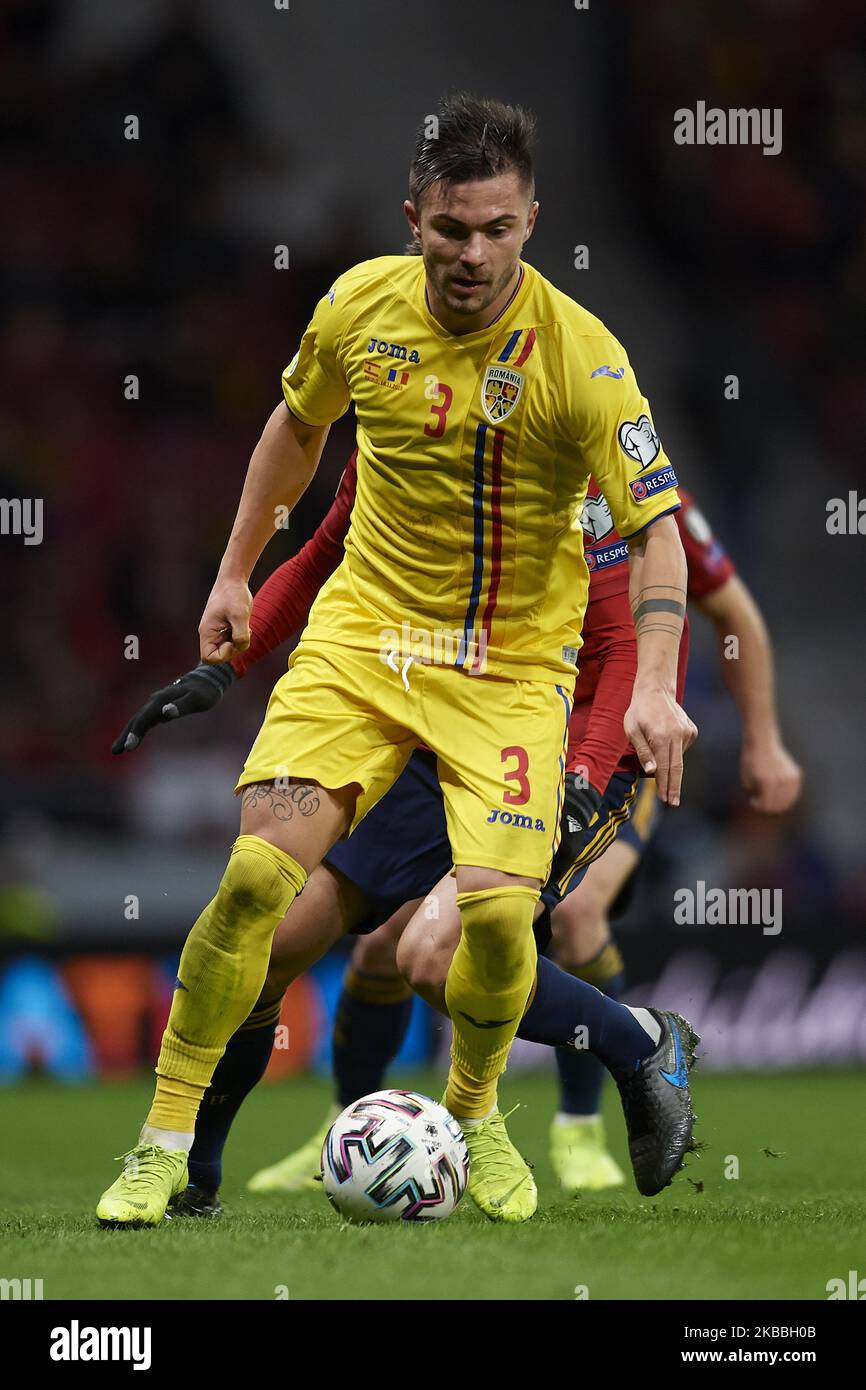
481, 364, 523, 424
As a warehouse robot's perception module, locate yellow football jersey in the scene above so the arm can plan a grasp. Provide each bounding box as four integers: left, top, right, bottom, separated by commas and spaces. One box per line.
282, 254, 680, 683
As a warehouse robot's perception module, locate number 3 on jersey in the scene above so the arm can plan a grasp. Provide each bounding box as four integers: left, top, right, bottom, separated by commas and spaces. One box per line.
424, 378, 453, 438
501, 746, 531, 806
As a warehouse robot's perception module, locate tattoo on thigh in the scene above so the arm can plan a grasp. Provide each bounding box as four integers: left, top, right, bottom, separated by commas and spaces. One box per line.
241, 781, 321, 822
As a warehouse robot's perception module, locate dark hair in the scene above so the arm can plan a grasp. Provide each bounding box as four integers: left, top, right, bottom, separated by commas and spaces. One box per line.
408, 93, 536, 207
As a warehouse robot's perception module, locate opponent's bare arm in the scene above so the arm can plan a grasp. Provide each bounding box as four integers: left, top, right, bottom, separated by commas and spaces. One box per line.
199, 405, 330, 663
696, 575, 802, 813
625, 514, 697, 807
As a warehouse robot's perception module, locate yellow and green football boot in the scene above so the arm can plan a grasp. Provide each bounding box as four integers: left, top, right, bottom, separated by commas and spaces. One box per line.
462, 1108, 537, 1223
96, 1144, 188, 1227
549, 1115, 626, 1192
246, 1107, 339, 1194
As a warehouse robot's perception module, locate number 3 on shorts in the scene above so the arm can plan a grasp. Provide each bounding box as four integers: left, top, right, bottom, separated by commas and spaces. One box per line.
501, 745, 531, 806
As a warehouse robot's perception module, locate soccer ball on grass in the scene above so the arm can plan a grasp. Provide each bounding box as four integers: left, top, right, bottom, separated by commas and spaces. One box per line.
321, 1089, 469, 1223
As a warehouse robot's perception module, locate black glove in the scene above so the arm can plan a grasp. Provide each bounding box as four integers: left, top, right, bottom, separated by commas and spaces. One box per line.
111, 662, 236, 754
550, 774, 603, 883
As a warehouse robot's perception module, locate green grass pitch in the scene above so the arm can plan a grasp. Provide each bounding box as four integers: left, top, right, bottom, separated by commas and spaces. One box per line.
1, 1067, 864, 1301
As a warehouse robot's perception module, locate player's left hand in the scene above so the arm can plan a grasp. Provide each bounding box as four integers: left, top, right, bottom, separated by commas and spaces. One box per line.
624, 685, 698, 807
741, 738, 803, 814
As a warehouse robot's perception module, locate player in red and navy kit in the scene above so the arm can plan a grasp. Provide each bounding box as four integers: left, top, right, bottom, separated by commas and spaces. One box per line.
115, 457, 798, 1206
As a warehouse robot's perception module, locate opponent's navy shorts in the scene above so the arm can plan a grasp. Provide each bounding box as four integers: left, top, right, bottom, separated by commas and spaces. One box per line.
539, 769, 642, 909
325, 748, 449, 935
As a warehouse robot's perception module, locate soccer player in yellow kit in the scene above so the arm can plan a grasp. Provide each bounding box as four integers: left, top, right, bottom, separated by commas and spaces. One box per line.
97, 94, 697, 1226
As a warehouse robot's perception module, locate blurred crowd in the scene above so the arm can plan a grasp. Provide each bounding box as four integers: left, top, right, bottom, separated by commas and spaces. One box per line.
1, 1, 358, 825
612, 0, 865, 921
619, 0, 865, 499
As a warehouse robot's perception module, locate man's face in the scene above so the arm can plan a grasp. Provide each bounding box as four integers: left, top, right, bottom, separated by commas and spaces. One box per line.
405, 171, 538, 324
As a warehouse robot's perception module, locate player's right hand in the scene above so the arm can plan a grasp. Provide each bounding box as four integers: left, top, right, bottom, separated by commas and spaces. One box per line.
111, 663, 236, 754
741, 738, 803, 815
198, 578, 253, 663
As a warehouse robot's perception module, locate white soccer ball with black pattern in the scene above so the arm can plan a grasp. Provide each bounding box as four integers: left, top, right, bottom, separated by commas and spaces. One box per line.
321, 1089, 469, 1223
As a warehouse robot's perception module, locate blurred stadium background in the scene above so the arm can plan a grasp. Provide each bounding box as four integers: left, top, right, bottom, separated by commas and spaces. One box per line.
2, 0, 864, 1090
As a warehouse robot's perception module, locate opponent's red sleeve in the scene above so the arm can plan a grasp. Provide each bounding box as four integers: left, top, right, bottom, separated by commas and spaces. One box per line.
231, 453, 357, 676
566, 588, 636, 793
677, 487, 736, 600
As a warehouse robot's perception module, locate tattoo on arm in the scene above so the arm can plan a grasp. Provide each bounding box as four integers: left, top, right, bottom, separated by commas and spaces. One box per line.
631, 585, 686, 633
241, 780, 321, 822
633, 621, 683, 639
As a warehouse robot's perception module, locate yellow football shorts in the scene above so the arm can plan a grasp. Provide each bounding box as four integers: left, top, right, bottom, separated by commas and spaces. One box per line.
237, 639, 575, 882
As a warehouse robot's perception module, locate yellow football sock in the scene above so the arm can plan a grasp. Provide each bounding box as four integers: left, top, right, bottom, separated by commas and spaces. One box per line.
445, 885, 538, 1120
146, 834, 307, 1133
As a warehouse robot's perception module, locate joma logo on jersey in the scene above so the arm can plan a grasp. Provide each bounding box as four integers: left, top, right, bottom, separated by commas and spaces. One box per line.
367, 337, 421, 363
485, 809, 546, 831
481, 364, 523, 423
